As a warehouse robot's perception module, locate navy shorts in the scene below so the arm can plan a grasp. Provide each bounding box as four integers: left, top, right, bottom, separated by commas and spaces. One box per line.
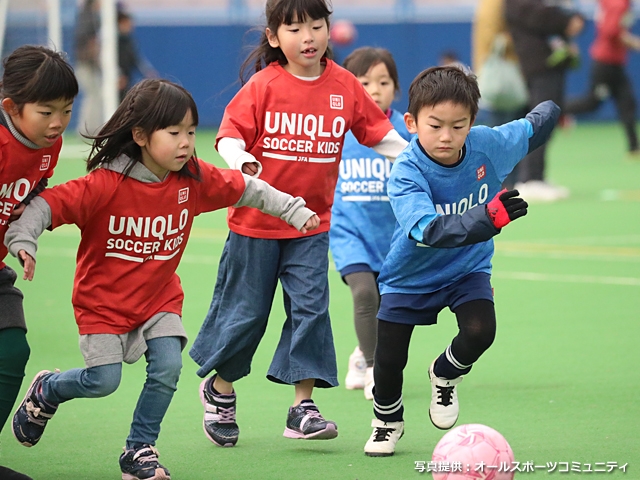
377, 272, 494, 325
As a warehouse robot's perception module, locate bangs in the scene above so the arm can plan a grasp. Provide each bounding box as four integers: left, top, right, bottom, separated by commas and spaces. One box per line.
23, 56, 79, 104
275, 0, 332, 25
145, 82, 199, 130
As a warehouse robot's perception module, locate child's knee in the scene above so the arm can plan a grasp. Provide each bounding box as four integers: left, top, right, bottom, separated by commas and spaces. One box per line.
0, 328, 30, 374
153, 355, 182, 389
84, 364, 122, 397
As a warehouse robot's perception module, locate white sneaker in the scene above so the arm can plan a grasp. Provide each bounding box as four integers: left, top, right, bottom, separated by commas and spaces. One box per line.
428, 360, 462, 430
363, 367, 374, 401
345, 346, 366, 390
364, 418, 404, 457
514, 180, 569, 202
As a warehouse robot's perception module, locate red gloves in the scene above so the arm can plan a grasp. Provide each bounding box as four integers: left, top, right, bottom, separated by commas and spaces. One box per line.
486, 189, 528, 229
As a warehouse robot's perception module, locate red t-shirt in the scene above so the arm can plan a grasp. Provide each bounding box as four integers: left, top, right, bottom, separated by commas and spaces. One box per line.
591, 0, 632, 65
40, 160, 245, 335
0, 126, 60, 269
217, 60, 393, 239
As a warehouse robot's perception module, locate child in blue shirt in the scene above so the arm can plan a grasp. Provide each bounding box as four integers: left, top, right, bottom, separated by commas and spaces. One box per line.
363, 66, 560, 457
329, 47, 412, 400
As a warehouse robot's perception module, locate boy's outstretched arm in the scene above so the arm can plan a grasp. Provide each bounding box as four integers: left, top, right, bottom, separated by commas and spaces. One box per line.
234, 174, 319, 233
4, 197, 52, 280
418, 189, 528, 248
525, 100, 561, 154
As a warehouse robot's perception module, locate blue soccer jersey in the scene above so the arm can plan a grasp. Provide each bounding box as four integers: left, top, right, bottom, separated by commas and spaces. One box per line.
330, 110, 412, 274
378, 118, 532, 294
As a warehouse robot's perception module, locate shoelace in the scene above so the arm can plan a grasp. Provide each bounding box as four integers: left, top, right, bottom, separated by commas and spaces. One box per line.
133, 446, 160, 464
373, 427, 395, 442
217, 406, 236, 423
436, 385, 455, 406
25, 400, 53, 426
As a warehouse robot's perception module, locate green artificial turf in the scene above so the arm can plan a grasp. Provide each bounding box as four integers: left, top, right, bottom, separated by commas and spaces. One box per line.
1, 123, 638, 479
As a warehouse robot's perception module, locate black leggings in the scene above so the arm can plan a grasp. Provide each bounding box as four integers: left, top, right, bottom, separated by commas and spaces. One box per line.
373, 299, 496, 399
344, 271, 379, 367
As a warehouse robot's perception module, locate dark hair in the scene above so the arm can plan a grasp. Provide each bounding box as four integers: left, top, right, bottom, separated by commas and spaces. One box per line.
239, 0, 333, 84
343, 47, 400, 95
0, 45, 78, 112
86, 79, 201, 180
407, 66, 480, 120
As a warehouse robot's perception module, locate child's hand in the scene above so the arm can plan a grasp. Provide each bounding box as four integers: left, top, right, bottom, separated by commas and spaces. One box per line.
19, 250, 36, 281
242, 162, 260, 176
299, 214, 320, 234
9, 203, 26, 223
486, 189, 528, 228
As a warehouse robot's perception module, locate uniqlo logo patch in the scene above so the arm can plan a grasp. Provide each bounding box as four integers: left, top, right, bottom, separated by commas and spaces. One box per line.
178, 188, 189, 204
330, 95, 343, 110
476, 165, 486, 180
40, 155, 51, 171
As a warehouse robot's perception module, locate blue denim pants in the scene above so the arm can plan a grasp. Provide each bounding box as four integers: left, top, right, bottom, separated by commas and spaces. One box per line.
189, 232, 338, 388
42, 336, 182, 448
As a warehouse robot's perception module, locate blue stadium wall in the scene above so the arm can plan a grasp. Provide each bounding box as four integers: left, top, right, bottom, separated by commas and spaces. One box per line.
5, 18, 636, 128
131, 20, 638, 128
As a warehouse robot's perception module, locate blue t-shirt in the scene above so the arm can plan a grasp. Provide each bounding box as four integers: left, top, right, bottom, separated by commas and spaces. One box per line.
378, 118, 532, 294
329, 110, 412, 273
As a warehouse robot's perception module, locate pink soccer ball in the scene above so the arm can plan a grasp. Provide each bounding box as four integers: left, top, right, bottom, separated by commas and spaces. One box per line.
330, 19, 357, 46
432, 424, 514, 480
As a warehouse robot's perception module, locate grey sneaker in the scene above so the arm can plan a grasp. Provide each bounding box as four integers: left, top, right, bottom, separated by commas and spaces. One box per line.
199, 377, 239, 447
283, 399, 338, 440
119, 444, 170, 480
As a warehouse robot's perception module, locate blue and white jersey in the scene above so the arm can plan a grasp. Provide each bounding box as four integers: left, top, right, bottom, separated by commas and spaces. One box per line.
330, 110, 412, 273
378, 118, 531, 294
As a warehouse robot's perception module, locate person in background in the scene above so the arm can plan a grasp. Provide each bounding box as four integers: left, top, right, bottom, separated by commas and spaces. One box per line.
505, 0, 584, 201
117, 6, 158, 102
565, 0, 640, 157
0, 45, 78, 480
75, 0, 102, 136
330, 47, 412, 401
472, 0, 527, 188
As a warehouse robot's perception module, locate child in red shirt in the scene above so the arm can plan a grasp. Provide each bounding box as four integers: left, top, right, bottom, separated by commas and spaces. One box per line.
0, 45, 78, 480
6, 79, 318, 480
189, 0, 409, 447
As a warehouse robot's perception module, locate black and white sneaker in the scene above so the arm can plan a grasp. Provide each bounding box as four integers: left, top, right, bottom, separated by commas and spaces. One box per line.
364, 419, 404, 457
199, 377, 239, 447
428, 360, 462, 430
283, 399, 338, 440
119, 445, 170, 480
12, 370, 58, 447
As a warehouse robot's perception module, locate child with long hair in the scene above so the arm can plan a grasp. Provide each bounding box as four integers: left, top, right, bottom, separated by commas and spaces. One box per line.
330, 47, 412, 400
0, 45, 78, 480
5, 78, 318, 480
189, 0, 409, 447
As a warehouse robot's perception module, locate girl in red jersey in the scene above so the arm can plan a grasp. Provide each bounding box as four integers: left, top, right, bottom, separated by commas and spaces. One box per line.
0, 45, 78, 480
5, 79, 318, 480
189, 0, 409, 447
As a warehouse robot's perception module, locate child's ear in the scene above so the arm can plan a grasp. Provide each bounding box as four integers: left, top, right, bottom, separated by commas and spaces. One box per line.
266, 28, 279, 48
2, 98, 20, 117
132, 127, 147, 147
404, 112, 417, 134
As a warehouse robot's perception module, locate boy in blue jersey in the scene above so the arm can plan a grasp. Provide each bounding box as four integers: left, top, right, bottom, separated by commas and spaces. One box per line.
363, 66, 560, 457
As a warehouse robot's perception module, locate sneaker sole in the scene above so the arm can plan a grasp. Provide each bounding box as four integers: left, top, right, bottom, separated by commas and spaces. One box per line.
283, 423, 338, 440
199, 379, 237, 448
428, 410, 457, 430
364, 431, 404, 457
12, 370, 52, 448
122, 469, 170, 480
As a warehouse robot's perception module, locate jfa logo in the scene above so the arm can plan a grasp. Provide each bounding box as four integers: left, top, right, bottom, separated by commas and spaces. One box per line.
40, 155, 51, 171
476, 165, 486, 180
178, 188, 189, 204
330, 95, 343, 110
